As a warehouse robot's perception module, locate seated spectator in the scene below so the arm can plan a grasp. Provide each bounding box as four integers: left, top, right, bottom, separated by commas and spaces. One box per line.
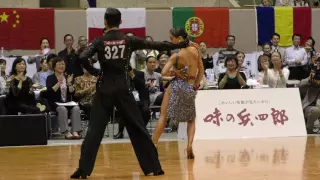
32, 58, 52, 89
260, 42, 272, 58
155, 53, 169, 73
257, 55, 272, 72
46, 54, 57, 73
305, 36, 317, 65
6, 57, 46, 114
142, 56, 163, 106
0, 76, 6, 95
236, 51, 249, 78
218, 56, 246, 89
46, 57, 82, 139
74, 68, 97, 118
298, 70, 320, 134
0, 59, 8, 80
258, 52, 289, 88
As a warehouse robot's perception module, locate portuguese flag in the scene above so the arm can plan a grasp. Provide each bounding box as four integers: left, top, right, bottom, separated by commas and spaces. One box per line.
172, 7, 230, 48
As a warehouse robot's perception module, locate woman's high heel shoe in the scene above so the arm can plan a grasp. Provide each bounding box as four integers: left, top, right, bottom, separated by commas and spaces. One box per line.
185, 147, 195, 159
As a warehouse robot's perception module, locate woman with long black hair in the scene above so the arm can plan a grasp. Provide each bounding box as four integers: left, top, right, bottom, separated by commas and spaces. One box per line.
152, 28, 204, 159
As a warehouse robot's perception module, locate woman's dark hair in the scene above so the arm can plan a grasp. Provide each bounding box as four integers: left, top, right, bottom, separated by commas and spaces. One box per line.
269, 51, 284, 69
64, 34, 73, 41
0, 59, 6, 64
46, 54, 57, 63
272, 33, 280, 40
40, 38, 50, 46
145, 56, 156, 63
226, 35, 235, 41
262, 42, 271, 48
145, 36, 153, 41
224, 55, 238, 68
292, 34, 301, 40
156, 53, 168, 60
257, 55, 271, 72
38, 58, 47, 72
170, 28, 188, 39
10, 57, 27, 76
307, 36, 316, 48
235, 51, 246, 59
52, 57, 65, 70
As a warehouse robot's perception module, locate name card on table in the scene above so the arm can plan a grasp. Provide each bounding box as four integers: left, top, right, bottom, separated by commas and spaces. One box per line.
195, 88, 307, 140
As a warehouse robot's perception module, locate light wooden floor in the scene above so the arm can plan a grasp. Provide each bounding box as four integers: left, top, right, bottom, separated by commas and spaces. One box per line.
0, 136, 320, 180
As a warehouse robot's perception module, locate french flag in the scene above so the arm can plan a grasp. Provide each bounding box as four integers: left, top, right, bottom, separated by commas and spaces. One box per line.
87, 0, 96, 7
87, 8, 146, 42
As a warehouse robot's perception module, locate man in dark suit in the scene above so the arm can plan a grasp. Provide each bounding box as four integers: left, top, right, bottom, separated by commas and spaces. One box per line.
114, 68, 150, 139
71, 8, 189, 179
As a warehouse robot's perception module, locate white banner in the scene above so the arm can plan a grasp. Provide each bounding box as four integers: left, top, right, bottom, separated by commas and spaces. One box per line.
195, 88, 307, 140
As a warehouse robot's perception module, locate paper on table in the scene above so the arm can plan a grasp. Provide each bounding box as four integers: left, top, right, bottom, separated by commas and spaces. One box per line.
55, 101, 78, 106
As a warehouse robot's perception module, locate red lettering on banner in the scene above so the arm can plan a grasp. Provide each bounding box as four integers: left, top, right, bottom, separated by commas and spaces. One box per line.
270, 108, 288, 125
255, 114, 268, 121
203, 108, 223, 126
226, 114, 235, 122
237, 108, 253, 126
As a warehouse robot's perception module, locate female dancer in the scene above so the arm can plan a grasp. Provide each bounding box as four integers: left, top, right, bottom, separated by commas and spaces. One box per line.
152, 28, 204, 159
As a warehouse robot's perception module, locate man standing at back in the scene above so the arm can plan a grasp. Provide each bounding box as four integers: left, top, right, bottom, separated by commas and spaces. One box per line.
70, 8, 190, 179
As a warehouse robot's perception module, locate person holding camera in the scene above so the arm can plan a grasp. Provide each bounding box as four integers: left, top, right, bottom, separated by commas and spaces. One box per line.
298, 55, 320, 134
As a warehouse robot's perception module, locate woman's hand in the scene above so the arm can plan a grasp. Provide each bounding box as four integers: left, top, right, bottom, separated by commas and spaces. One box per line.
189, 41, 199, 49
67, 74, 73, 85
175, 70, 189, 80
6, 75, 15, 83
15, 74, 25, 81
262, 62, 268, 72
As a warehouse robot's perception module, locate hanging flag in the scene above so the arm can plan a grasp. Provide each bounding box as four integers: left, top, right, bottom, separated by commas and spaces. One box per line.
172, 7, 230, 48
0, 8, 55, 50
256, 7, 311, 47
87, 8, 146, 42
293, 7, 312, 44
87, 0, 96, 7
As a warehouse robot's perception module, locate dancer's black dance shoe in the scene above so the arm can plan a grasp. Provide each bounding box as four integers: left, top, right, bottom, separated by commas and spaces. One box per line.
145, 169, 165, 176
70, 168, 88, 179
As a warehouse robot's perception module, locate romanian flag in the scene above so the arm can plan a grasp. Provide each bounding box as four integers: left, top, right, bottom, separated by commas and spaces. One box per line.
87, 8, 146, 42
0, 8, 55, 50
256, 7, 311, 47
172, 7, 229, 48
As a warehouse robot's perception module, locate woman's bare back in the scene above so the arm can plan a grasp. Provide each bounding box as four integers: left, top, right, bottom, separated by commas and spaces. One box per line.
175, 46, 200, 84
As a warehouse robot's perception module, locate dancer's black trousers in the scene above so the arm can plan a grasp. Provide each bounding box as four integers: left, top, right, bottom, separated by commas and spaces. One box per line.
78, 90, 161, 175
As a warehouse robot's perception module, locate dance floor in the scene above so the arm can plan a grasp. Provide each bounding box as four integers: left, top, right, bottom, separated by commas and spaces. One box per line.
0, 136, 320, 180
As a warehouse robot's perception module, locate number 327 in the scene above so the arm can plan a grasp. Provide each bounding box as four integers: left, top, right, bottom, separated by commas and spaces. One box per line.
105, 45, 125, 59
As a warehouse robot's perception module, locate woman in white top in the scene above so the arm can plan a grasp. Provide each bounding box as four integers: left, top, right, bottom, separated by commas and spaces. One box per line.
258, 51, 290, 88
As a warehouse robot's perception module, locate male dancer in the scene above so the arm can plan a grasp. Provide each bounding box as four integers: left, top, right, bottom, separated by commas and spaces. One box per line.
70, 8, 190, 179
